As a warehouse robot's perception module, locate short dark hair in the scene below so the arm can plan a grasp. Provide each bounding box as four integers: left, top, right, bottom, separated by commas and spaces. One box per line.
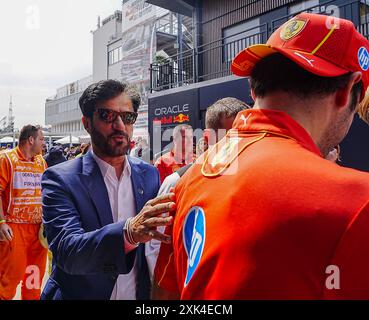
250, 53, 362, 104
79, 80, 141, 118
19, 125, 41, 145
205, 97, 250, 130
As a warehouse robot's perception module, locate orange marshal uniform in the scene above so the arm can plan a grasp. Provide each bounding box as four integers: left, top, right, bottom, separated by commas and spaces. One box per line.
155, 151, 191, 184
154, 109, 369, 299
0, 147, 47, 300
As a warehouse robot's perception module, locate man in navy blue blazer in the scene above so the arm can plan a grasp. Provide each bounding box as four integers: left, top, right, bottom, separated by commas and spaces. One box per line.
41, 80, 174, 300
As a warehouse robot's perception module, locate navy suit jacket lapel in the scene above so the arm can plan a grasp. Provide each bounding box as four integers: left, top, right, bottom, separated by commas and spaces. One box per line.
80, 151, 114, 226
128, 157, 151, 299
128, 156, 146, 215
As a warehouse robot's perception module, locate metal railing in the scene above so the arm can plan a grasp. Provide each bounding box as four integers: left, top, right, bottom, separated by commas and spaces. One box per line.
198, 24, 267, 82
150, 24, 266, 91
150, 0, 367, 92
156, 13, 194, 47
150, 47, 196, 91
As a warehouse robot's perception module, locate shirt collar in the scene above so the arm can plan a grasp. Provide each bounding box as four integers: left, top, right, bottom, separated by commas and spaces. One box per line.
91, 148, 131, 179
16, 146, 36, 162
231, 109, 322, 157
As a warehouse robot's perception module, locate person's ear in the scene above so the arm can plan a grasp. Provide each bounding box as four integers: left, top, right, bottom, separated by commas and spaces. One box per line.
250, 88, 256, 102
28, 136, 34, 145
82, 116, 92, 134
335, 72, 362, 109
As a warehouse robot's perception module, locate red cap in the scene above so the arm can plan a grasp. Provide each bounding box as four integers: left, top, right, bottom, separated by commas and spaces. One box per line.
231, 13, 369, 101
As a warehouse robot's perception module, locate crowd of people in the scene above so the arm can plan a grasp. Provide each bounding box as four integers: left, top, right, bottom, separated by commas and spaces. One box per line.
1, 12, 369, 300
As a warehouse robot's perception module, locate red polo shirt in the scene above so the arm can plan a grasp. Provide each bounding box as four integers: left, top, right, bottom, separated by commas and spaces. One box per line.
154, 109, 369, 299
155, 151, 191, 183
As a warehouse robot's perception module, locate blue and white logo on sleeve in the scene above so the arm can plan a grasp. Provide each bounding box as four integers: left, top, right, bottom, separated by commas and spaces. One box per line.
183, 207, 206, 287
358, 47, 369, 71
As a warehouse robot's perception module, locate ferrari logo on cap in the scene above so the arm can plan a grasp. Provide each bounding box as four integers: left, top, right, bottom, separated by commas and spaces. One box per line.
280, 19, 307, 41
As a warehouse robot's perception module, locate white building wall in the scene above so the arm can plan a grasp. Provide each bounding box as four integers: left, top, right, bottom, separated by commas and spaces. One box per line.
93, 11, 122, 82
107, 38, 123, 80
45, 76, 92, 137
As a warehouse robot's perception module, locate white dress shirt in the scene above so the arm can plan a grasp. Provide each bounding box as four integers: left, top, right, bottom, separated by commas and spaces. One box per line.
91, 150, 137, 300
145, 171, 180, 280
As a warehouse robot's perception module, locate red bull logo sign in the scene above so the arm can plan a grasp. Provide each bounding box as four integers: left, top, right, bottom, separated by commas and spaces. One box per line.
153, 114, 191, 125
174, 113, 190, 123
153, 116, 173, 125
152, 102, 192, 126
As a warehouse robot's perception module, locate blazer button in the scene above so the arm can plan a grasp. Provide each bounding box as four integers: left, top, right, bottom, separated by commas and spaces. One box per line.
103, 265, 116, 273
138, 188, 144, 195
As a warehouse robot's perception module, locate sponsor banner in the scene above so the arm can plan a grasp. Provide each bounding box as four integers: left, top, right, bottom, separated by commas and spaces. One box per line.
13, 172, 42, 190
13, 198, 42, 205
122, 0, 168, 33
121, 19, 153, 108
149, 88, 199, 152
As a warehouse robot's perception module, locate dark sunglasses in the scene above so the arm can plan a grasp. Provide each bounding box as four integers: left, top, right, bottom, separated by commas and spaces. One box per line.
95, 108, 138, 125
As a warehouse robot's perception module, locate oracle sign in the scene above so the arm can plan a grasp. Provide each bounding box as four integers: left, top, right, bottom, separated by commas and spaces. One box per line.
154, 104, 190, 116
149, 88, 199, 151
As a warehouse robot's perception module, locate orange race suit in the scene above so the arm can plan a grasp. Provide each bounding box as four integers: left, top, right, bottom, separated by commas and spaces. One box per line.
0, 147, 47, 300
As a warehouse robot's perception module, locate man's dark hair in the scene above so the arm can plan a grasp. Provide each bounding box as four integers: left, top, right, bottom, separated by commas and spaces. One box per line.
205, 97, 250, 130
79, 80, 141, 118
250, 53, 362, 112
18, 125, 41, 145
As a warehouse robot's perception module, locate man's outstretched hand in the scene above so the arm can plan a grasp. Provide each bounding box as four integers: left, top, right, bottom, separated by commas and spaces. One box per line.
128, 193, 175, 244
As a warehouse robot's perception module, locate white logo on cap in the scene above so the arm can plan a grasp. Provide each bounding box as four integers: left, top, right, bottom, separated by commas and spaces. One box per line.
294, 52, 315, 67
358, 47, 369, 71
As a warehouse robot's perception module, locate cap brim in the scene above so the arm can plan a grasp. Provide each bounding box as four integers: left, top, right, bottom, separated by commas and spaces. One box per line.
231, 44, 350, 78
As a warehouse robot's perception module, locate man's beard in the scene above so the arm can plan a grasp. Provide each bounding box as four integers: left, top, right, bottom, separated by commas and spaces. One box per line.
319, 105, 355, 158
91, 126, 130, 157
31, 144, 42, 156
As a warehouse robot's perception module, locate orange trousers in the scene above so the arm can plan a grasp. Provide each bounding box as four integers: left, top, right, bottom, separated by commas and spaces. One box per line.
0, 223, 47, 300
